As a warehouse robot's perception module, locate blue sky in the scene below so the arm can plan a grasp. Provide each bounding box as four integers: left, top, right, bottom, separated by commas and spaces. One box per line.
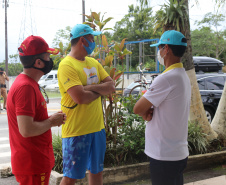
0, 0, 225, 63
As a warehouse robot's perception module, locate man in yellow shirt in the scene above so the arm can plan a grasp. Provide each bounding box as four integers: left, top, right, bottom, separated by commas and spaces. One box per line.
58, 24, 115, 185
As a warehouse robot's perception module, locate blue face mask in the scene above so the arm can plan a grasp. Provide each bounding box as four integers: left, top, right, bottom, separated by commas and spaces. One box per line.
83, 37, 95, 55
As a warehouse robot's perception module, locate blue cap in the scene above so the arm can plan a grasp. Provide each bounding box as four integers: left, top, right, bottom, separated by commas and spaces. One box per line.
150, 30, 187, 47
70, 24, 102, 40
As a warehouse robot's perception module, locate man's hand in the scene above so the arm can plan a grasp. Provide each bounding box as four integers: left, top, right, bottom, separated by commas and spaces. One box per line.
142, 107, 154, 121
49, 111, 66, 127
83, 76, 115, 96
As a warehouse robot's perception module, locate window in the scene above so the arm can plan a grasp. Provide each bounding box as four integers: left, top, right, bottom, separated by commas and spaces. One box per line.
46, 75, 53, 80
206, 76, 225, 90
55, 74, 58, 79
197, 79, 205, 90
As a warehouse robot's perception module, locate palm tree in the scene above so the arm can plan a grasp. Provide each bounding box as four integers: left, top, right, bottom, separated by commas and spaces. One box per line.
136, 0, 149, 8
211, 81, 226, 140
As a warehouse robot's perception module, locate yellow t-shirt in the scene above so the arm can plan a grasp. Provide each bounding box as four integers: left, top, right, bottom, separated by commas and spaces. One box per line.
58, 55, 109, 138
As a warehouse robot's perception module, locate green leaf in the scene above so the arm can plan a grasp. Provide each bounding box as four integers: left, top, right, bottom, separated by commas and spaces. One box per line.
110, 68, 116, 79
104, 66, 110, 74
103, 17, 114, 23
102, 35, 108, 48
119, 38, 126, 51
105, 55, 114, 67
114, 44, 121, 52
92, 12, 100, 21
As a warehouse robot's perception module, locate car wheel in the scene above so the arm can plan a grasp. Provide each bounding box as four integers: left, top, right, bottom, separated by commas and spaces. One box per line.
204, 107, 214, 124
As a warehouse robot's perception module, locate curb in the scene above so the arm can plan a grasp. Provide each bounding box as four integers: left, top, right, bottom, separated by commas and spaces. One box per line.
49, 151, 226, 185
1, 151, 226, 184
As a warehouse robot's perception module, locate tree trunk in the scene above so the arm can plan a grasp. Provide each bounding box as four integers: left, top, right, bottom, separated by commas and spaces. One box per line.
211, 81, 226, 140
186, 69, 218, 141
181, 0, 218, 141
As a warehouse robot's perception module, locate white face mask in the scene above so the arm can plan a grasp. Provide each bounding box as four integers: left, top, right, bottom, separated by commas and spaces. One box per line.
157, 50, 165, 66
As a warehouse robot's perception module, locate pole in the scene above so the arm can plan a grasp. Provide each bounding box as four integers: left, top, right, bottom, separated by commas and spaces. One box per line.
82, 0, 85, 23
5, 0, 8, 76
126, 44, 129, 79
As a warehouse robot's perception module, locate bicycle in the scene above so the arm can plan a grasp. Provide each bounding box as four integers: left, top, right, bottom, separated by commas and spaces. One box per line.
129, 63, 158, 96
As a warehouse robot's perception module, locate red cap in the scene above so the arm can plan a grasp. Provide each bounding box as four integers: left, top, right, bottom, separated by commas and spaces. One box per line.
18, 35, 59, 56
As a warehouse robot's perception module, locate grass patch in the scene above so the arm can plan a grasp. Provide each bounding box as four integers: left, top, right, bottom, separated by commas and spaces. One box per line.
45, 90, 61, 99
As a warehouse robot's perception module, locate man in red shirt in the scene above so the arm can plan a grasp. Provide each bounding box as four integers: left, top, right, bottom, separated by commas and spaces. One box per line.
7, 35, 66, 185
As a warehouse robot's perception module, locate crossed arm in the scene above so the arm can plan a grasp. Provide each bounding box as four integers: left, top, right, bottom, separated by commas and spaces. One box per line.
133, 96, 154, 121
67, 76, 115, 104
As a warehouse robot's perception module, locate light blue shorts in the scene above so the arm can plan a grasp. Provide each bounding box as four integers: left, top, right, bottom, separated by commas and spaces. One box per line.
62, 129, 106, 179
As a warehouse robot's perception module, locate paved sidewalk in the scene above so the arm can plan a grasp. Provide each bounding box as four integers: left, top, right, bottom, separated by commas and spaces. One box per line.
185, 175, 226, 185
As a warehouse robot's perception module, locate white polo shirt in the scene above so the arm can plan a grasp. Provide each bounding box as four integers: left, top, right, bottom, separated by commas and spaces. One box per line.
143, 63, 191, 161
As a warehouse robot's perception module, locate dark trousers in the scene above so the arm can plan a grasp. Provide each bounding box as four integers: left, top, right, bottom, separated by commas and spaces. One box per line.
149, 157, 188, 185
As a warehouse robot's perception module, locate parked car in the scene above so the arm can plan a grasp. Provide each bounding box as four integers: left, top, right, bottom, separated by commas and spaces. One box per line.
38, 70, 58, 88
44, 81, 59, 91
197, 73, 226, 123
124, 72, 226, 123
193, 56, 224, 73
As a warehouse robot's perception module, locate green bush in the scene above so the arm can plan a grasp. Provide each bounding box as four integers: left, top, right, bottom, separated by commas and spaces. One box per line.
188, 121, 209, 155
52, 133, 63, 174
104, 95, 148, 167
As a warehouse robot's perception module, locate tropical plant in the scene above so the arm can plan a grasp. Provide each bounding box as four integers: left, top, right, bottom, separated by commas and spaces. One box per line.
52, 133, 63, 173
105, 95, 148, 167
188, 121, 209, 155
83, 11, 114, 63
154, 0, 188, 32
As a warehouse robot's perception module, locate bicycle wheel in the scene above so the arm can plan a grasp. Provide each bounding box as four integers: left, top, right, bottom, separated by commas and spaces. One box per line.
129, 85, 147, 97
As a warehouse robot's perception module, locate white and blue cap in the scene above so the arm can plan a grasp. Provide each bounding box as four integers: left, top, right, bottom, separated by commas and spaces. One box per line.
70, 24, 102, 40
150, 30, 187, 47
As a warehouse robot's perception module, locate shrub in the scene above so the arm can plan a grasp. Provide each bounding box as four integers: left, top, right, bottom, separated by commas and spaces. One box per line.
188, 121, 209, 155
104, 95, 149, 167
52, 133, 63, 174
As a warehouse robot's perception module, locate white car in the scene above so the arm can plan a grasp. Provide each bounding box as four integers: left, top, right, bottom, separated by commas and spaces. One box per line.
38, 70, 58, 88
44, 81, 59, 91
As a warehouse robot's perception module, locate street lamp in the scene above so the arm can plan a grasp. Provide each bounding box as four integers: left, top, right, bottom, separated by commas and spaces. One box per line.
3, 0, 9, 76
82, 0, 85, 23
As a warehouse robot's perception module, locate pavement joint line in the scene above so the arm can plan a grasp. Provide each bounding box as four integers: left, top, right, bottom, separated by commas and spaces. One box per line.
0, 152, 11, 158
0, 144, 10, 148
0, 128, 8, 131
0, 138, 9, 141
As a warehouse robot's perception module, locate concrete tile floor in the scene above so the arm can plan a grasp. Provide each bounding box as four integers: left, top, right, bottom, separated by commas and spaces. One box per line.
185, 175, 226, 185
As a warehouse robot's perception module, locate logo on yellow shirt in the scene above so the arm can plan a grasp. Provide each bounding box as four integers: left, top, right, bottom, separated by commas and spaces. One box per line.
83, 67, 99, 85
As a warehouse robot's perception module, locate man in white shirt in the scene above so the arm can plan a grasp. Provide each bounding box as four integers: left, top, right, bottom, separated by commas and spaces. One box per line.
134, 30, 191, 185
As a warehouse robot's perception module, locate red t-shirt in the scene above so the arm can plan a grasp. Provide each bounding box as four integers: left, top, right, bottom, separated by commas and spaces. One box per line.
7, 74, 55, 175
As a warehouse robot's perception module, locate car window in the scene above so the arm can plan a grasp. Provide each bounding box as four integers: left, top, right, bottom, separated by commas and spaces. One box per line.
46, 75, 53, 80
197, 79, 205, 90
40, 74, 47, 80
206, 76, 225, 90
55, 74, 58, 79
